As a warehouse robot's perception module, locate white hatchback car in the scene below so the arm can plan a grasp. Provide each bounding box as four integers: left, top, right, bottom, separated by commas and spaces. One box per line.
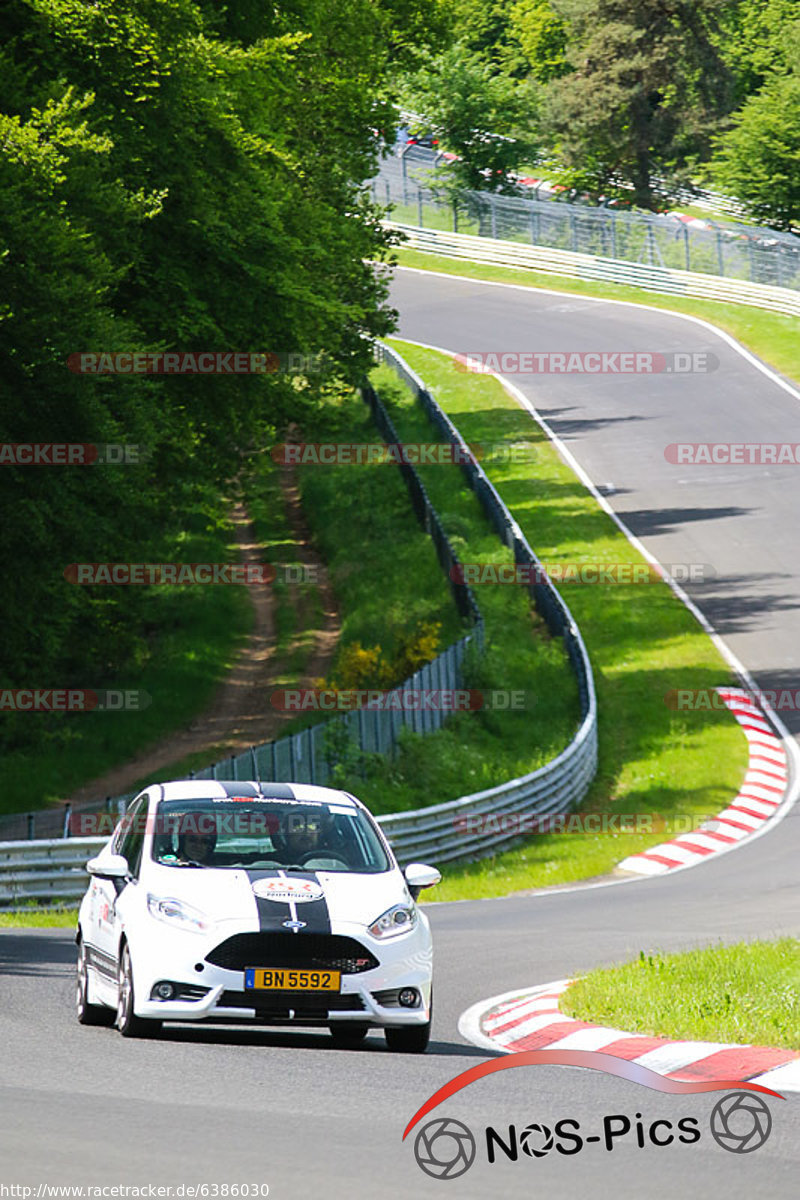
76, 780, 440, 1050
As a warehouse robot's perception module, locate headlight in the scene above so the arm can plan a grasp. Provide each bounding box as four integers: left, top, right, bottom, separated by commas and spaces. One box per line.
368, 903, 417, 939
147, 894, 211, 934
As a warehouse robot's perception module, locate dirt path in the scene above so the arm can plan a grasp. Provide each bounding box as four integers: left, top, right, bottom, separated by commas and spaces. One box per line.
69, 468, 340, 804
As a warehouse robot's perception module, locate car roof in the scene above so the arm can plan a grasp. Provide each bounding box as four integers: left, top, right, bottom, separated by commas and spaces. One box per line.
150, 780, 359, 808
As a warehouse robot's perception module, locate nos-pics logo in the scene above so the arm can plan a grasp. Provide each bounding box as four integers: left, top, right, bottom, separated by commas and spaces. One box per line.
412, 1094, 773, 1179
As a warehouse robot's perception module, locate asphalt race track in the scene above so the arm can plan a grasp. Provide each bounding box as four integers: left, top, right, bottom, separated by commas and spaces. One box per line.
2, 267, 798, 1199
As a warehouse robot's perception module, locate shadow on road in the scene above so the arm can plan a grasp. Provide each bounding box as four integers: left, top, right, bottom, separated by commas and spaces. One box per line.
157, 1024, 500, 1057
0, 930, 75, 976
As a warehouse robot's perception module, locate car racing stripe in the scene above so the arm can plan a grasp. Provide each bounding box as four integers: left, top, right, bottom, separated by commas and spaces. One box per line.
245, 869, 332, 935
217, 781, 298, 799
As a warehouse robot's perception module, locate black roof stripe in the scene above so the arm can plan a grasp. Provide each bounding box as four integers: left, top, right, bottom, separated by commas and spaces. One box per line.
216, 781, 296, 800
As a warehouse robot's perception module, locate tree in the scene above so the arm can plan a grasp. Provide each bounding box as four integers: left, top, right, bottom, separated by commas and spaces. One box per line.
716, 0, 800, 100
399, 43, 539, 194
542, 0, 735, 208
509, 0, 571, 82
710, 68, 800, 229
0, 0, 414, 701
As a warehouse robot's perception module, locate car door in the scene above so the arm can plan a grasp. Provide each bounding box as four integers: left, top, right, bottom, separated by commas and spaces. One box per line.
91, 795, 148, 985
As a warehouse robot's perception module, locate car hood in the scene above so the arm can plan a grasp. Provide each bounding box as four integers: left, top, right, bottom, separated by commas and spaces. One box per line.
145, 863, 407, 932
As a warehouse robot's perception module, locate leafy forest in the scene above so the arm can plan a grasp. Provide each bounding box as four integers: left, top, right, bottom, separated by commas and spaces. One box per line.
401, 0, 799, 224
0, 0, 797, 783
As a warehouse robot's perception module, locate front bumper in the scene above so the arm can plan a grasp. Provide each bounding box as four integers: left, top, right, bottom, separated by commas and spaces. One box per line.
128, 922, 432, 1027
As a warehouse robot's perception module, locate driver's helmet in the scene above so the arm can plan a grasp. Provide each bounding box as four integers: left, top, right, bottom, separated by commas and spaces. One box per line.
177, 814, 218, 862
279, 806, 327, 859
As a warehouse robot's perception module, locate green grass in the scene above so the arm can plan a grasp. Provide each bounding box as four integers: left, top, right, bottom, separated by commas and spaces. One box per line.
117, 455, 333, 792
385, 338, 748, 896
351, 364, 579, 813
561, 938, 800, 1050
1, 502, 253, 814
0, 907, 78, 928
255, 388, 465, 762
392, 247, 800, 385
296, 395, 464, 669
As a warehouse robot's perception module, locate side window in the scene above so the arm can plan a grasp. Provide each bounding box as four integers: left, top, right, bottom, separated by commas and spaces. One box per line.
115, 797, 148, 878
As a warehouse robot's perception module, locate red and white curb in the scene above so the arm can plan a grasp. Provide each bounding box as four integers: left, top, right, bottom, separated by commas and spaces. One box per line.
617, 687, 789, 876
459, 980, 800, 1093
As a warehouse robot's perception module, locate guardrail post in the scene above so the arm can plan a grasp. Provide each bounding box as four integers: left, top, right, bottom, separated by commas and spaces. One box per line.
417, 187, 424, 228
27, 814, 34, 840
453, 201, 458, 234
490, 196, 497, 240
683, 224, 690, 272
717, 230, 724, 276
62, 804, 72, 839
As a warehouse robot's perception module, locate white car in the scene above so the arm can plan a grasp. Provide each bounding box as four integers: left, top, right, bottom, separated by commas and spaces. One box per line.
76, 780, 440, 1051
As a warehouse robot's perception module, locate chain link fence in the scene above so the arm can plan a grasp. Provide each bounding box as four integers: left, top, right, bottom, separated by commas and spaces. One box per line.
376, 147, 800, 290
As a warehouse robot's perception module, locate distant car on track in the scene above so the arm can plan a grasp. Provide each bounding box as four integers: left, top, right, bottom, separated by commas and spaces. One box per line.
76, 780, 440, 1051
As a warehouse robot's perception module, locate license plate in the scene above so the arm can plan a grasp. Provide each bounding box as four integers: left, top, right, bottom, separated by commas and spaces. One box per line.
245, 967, 341, 992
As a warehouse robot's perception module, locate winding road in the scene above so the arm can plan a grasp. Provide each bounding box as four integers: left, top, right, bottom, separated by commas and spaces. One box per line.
2, 266, 798, 1199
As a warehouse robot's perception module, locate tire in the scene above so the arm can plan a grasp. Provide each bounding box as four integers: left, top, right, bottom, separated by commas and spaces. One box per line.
328, 1022, 370, 1048
76, 940, 114, 1026
384, 1021, 431, 1054
384, 990, 432, 1054
116, 943, 161, 1039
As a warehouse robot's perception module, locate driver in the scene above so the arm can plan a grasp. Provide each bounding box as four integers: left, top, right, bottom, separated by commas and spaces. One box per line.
280, 807, 328, 863
177, 820, 217, 865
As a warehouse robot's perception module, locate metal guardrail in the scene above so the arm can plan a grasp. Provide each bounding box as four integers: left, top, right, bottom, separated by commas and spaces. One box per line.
387, 222, 800, 317
376, 149, 800, 293
0, 347, 598, 903
0, 837, 106, 907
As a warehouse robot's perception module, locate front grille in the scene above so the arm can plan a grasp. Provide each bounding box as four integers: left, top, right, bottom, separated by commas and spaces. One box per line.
206, 933, 378, 974
218, 990, 366, 1015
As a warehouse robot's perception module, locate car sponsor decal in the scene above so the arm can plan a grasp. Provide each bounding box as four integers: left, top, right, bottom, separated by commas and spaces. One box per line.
246, 869, 332, 935
251, 877, 324, 903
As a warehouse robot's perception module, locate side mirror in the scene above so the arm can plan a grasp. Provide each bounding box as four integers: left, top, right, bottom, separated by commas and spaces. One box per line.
86, 853, 129, 880
404, 862, 442, 900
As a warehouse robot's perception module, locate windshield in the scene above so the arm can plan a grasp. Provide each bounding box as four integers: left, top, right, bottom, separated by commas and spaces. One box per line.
150, 797, 391, 874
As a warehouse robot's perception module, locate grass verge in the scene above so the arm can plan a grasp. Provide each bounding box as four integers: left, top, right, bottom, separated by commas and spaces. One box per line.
392, 247, 800, 386
560, 938, 800, 1050
282, 387, 545, 807
383, 338, 748, 898
0, 908, 78, 929
354, 364, 579, 813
